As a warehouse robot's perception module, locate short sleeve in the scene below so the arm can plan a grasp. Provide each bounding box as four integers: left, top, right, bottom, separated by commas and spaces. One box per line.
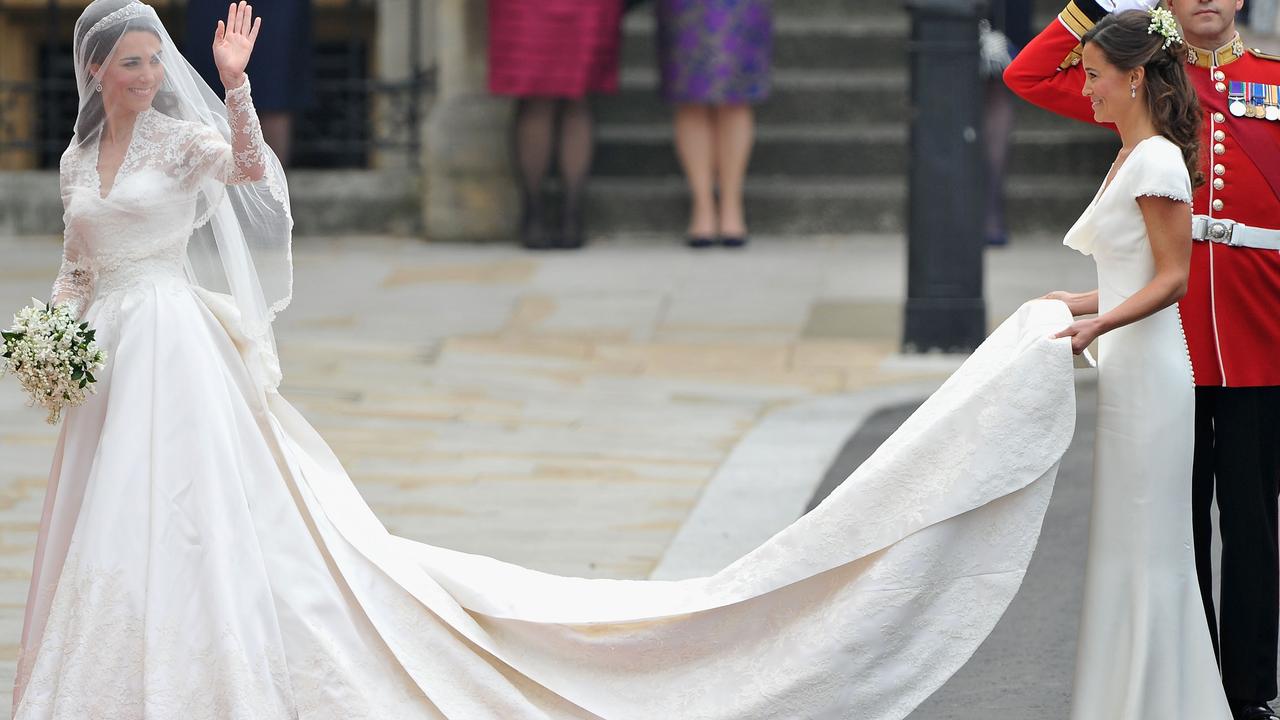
1131, 138, 1193, 205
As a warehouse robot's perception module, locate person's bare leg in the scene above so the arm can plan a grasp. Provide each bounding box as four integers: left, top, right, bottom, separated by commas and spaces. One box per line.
514, 98, 557, 248
673, 104, 717, 243
260, 112, 293, 167
713, 104, 754, 243
558, 97, 595, 249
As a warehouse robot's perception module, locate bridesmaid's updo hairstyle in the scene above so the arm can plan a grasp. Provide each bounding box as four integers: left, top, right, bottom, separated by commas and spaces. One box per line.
1083, 9, 1204, 188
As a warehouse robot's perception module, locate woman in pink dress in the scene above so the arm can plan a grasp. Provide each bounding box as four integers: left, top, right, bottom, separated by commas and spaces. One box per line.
488, 0, 625, 250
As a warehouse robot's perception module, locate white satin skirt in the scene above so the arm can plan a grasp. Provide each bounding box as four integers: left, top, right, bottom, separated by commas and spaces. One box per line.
11, 279, 1078, 720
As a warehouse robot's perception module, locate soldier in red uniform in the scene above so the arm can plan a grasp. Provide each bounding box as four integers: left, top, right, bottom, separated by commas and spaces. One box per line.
1007, 2, 1280, 718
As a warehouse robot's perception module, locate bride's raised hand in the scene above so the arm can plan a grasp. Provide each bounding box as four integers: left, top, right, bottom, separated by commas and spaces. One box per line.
213, 1, 261, 89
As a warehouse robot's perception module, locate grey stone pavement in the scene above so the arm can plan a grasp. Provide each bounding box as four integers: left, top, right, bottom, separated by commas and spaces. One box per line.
0, 231, 1109, 716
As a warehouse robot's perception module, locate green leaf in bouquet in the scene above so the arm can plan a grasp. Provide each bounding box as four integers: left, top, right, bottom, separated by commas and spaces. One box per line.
85, 329, 96, 341
85, 371, 95, 384
71, 367, 84, 381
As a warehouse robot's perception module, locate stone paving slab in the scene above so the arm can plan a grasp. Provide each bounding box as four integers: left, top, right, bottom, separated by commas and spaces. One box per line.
0, 233, 1095, 714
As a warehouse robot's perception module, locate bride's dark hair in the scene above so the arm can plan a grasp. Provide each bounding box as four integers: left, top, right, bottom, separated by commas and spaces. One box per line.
1082, 9, 1204, 188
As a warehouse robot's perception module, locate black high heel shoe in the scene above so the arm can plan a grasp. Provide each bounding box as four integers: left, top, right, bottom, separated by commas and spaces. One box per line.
719, 235, 749, 248
519, 197, 552, 251
557, 203, 586, 250
685, 236, 716, 249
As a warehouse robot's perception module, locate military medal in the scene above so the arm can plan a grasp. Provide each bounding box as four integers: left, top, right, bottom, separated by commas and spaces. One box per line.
1249, 83, 1267, 118
1229, 81, 1247, 117
1267, 85, 1280, 121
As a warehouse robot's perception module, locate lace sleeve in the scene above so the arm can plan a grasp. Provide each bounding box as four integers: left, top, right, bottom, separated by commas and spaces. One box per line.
182, 75, 269, 186
51, 232, 94, 320
50, 161, 94, 319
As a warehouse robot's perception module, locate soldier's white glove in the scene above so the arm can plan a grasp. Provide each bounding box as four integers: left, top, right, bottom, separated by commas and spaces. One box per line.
1100, 0, 1160, 13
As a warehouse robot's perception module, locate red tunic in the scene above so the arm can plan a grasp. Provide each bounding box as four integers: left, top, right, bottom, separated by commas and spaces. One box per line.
1005, 1, 1280, 388
487, 0, 625, 98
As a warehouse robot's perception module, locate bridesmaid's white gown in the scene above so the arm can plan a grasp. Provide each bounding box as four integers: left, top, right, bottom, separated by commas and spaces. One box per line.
1062, 135, 1231, 719
13, 108, 1081, 719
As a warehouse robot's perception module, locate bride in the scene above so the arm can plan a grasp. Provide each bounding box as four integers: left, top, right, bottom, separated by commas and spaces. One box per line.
10, 1, 1079, 717
2, 1, 1210, 718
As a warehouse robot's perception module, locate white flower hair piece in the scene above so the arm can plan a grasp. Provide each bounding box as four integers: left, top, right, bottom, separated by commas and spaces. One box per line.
1147, 6, 1183, 50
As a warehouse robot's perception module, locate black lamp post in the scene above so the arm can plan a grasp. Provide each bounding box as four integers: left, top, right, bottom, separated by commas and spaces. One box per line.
902, 0, 988, 353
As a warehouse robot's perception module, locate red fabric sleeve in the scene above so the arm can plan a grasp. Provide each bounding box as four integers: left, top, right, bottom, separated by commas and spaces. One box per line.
1004, 19, 1103, 127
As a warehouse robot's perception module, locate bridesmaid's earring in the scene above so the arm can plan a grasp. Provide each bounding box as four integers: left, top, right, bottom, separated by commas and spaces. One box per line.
1130, 83, 1137, 99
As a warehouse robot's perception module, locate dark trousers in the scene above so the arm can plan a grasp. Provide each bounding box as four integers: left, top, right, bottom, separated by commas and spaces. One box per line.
1193, 386, 1280, 703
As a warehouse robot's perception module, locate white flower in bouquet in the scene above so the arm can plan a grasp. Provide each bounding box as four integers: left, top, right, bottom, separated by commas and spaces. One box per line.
1, 299, 107, 425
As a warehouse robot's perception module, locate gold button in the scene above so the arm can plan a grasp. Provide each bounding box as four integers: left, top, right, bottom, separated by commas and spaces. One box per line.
1214, 70, 1226, 81
1214, 112, 1226, 123
1216, 82, 1227, 93
1215, 163, 1226, 175
1214, 143, 1226, 155
1213, 178, 1225, 190
1214, 130, 1226, 141
1213, 198, 1224, 211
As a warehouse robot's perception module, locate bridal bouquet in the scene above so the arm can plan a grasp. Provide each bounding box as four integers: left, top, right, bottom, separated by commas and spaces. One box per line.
1, 300, 107, 425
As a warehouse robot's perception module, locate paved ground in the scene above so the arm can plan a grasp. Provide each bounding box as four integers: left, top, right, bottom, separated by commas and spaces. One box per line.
0, 232, 1098, 715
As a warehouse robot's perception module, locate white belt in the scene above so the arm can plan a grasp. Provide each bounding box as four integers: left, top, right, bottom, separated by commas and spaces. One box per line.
1192, 215, 1280, 251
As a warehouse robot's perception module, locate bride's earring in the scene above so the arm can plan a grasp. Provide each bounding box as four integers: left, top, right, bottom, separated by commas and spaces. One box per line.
94, 83, 102, 93
1130, 83, 1137, 99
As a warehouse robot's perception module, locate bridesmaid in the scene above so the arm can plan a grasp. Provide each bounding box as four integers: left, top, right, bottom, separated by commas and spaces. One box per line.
656, 0, 773, 248
488, 0, 625, 250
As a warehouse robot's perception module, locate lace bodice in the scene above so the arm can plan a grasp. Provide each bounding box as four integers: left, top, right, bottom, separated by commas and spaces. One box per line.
50, 79, 268, 317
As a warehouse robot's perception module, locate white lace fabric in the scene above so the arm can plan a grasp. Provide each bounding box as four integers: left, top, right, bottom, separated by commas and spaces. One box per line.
50, 78, 273, 320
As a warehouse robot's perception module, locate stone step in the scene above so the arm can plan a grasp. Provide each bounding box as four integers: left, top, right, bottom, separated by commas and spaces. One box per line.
597, 69, 1105, 130
0, 170, 421, 238
585, 175, 1098, 236
631, 0, 894, 19
620, 14, 908, 72
770, 0, 895, 18
0, 170, 1094, 239
592, 123, 1116, 178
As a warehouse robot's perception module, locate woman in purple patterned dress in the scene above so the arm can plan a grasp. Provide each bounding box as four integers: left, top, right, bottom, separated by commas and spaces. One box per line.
656, 0, 773, 248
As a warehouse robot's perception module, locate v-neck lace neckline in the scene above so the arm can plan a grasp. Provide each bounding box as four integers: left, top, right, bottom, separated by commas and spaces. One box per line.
93, 109, 152, 200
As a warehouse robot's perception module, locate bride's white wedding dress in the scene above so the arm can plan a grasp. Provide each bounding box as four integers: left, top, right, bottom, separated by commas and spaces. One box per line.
1062, 135, 1230, 719
10, 82, 1083, 720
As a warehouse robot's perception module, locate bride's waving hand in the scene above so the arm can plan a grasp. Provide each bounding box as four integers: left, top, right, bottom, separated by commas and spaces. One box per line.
212, 1, 260, 89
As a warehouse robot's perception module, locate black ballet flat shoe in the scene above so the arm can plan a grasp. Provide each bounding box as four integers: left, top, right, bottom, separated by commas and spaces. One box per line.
719, 235, 749, 248
685, 236, 716, 249
1236, 703, 1279, 720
